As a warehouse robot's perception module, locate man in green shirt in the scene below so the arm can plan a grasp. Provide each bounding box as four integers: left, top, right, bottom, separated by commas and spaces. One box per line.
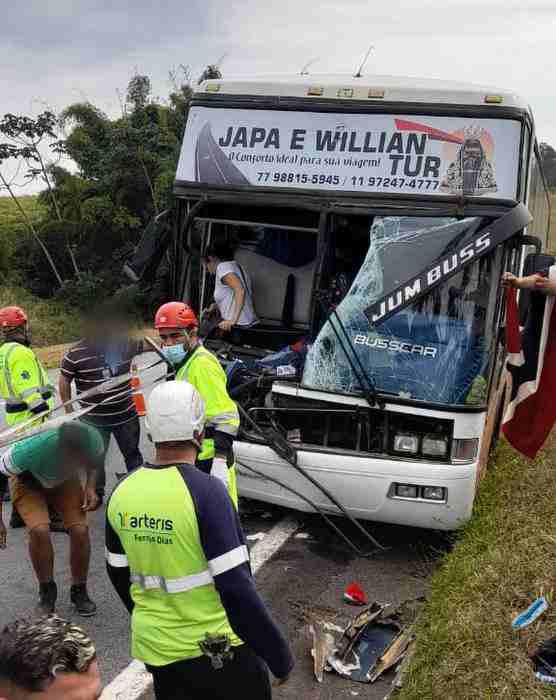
0, 421, 103, 616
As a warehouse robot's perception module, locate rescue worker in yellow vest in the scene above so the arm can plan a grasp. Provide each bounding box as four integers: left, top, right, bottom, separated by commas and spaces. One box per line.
154, 302, 240, 507
105, 381, 293, 700
0, 306, 55, 529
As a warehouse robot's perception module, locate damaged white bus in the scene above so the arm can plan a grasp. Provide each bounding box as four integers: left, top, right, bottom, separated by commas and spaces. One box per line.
149, 75, 550, 531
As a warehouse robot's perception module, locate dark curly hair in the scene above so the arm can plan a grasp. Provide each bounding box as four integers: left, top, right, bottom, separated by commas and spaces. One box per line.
0, 616, 96, 692
203, 241, 235, 262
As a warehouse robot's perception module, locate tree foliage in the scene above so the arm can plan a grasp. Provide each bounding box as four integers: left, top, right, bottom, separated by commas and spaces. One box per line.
0, 64, 215, 316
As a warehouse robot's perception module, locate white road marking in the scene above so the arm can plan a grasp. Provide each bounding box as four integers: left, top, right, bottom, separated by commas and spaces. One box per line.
250, 515, 299, 574
100, 515, 299, 699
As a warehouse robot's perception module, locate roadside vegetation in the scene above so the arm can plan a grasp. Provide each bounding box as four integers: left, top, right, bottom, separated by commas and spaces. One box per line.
0, 65, 222, 335
398, 437, 556, 699
398, 186, 556, 699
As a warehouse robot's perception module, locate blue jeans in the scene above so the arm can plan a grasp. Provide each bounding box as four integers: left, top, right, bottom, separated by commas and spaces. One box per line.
93, 417, 143, 495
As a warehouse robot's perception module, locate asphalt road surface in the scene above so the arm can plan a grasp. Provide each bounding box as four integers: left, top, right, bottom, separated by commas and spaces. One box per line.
0, 354, 449, 699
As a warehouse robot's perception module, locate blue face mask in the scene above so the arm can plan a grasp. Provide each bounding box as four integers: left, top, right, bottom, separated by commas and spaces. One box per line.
162, 344, 187, 366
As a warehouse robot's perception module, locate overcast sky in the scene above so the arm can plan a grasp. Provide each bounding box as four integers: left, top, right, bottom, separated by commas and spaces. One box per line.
2, 0, 555, 193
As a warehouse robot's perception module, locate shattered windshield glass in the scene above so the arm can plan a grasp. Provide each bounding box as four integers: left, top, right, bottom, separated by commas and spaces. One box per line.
303, 216, 500, 406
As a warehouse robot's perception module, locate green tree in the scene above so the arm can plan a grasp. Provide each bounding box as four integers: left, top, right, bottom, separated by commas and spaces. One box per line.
127, 74, 152, 111
0, 112, 65, 286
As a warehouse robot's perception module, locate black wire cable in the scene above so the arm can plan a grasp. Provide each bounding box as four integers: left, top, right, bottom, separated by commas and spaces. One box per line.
235, 401, 387, 552
236, 458, 386, 557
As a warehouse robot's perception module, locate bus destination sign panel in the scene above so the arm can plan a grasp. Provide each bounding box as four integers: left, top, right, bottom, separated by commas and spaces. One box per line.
177, 106, 521, 199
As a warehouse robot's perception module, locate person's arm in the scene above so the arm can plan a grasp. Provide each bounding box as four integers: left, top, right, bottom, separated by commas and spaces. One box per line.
503, 271, 556, 296
105, 515, 133, 613
219, 272, 246, 331
533, 276, 556, 296
0, 451, 20, 550
0, 474, 7, 549
502, 272, 544, 290
81, 457, 100, 512
189, 361, 238, 460
59, 354, 76, 414
193, 474, 294, 679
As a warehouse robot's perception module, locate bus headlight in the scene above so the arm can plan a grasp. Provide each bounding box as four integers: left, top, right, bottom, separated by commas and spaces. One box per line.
422, 435, 448, 458
422, 486, 446, 501
394, 484, 419, 498
393, 433, 419, 455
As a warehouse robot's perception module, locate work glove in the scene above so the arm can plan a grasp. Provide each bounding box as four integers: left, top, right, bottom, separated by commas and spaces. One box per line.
210, 457, 229, 490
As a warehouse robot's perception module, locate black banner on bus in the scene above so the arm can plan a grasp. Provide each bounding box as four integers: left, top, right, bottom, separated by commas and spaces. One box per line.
364, 203, 532, 326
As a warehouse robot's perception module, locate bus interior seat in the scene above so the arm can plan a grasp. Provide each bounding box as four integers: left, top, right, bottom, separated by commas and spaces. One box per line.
233, 247, 316, 349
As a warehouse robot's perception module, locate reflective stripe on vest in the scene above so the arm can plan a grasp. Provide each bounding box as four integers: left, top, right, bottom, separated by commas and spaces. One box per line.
105, 548, 129, 568
125, 544, 249, 595
2, 344, 19, 398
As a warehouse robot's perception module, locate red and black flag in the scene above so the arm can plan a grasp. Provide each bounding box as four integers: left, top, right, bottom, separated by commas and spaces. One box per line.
503, 268, 556, 458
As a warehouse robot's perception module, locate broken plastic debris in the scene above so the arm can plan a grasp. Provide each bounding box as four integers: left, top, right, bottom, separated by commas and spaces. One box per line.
368, 625, 415, 682
512, 596, 548, 630
344, 583, 368, 606
309, 621, 337, 683
246, 532, 265, 542
342, 620, 401, 683
307, 602, 415, 686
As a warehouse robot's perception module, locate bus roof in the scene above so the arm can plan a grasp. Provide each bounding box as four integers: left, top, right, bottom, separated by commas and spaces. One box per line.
198, 74, 529, 110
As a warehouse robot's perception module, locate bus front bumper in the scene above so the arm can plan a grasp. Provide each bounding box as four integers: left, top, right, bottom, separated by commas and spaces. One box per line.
234, 441, 478, 531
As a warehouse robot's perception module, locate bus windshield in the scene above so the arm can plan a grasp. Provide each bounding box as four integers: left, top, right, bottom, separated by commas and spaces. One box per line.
303, 215, 501, 406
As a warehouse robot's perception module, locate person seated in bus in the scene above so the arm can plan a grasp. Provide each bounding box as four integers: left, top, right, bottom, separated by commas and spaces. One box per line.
202, 241, 259, 335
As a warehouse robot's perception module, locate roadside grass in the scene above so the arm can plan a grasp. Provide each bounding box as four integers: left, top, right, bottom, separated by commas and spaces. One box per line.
398, 436, 556, 700
0, 285, 81, 352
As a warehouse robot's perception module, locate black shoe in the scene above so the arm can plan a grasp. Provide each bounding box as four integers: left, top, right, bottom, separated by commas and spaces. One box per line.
70, 584, 97, 617
37, 581, 57, 616
9, 510, 25, 529
96, 491, 104, 506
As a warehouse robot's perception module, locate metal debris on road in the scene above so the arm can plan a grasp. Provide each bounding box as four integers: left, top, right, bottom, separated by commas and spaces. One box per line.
309, 621, 337, 683
308, 600, 416, 685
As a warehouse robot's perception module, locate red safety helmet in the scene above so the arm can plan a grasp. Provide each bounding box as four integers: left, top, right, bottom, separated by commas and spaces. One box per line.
154, 302, 198, 330
0, 306, 28, 329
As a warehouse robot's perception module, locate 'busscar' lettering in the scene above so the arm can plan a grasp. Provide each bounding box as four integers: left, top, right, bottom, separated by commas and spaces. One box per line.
354, 334, 437, 359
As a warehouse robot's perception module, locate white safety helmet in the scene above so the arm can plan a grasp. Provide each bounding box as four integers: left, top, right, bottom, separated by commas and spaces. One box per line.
145, 381, 205, 445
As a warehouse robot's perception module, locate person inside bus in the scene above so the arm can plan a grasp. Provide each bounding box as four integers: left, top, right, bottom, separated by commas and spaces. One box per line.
202, 241, 259, 335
